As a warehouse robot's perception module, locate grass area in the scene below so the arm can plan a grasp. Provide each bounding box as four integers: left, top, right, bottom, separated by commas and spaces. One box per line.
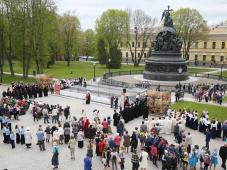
187, 67, 214, 75
223, 96, 227, 103
214, 70, 227, 78
171, 101, 227, 121
0, 74, 35, 84
3, 61, 144, 79
3, 61, 216, 79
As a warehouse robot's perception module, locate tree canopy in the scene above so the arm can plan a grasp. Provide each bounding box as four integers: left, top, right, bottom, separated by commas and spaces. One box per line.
96, 9, 129, 68
172, 8, 208, 59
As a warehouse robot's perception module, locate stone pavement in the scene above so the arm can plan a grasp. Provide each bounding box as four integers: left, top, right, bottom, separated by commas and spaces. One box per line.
0, 93, 225, 170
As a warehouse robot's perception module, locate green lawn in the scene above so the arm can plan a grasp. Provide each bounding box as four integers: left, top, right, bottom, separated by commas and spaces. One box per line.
171, 101, 227, 121
214, 70, 227, 78
223, 96, 227, 103
3, 61, 144, 79
3, 61, 216, 79
187, 67, 214, 75
0, 74, 35, 84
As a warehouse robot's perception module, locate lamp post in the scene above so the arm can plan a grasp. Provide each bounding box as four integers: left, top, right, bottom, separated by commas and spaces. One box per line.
178, 66, 183, 88
108, 58, 111, 74
93, 62, 96, 82
220, 61, 224, 79
134, 26, 138, 64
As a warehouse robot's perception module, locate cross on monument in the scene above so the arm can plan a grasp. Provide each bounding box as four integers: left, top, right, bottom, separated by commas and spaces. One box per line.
165, 5, 173, 14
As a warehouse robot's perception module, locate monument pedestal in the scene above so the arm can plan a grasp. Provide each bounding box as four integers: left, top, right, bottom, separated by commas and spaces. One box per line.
143, 51, 188, 81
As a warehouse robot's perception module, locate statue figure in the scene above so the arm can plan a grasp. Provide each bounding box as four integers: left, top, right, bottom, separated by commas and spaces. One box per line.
161, 5, 173, 27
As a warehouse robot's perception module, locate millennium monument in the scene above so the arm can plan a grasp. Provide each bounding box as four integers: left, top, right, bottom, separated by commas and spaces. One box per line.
143, 6, 188, 81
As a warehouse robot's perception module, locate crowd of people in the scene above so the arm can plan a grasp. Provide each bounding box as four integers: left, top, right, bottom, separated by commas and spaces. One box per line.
183, 108, 227, 141
2, 82, 52, 99
0, 84, 227, 170
60, 77, 87, 90
176, 83, 226, 105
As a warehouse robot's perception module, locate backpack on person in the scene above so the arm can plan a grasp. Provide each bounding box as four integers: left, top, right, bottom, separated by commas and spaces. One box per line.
112, 154, 117, 161
204, 155, 211, 165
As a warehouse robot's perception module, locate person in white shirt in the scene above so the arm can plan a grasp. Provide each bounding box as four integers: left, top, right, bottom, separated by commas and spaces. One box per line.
52, 107, 58, 123
58, 126, 64, 144
53, 128, 60, 144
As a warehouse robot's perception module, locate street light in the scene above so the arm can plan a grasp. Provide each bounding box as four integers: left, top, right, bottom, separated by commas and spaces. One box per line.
93, 62, 96, 82
108, 58, 111, 74
220, 61, 224, 79
178, 66, 183, 89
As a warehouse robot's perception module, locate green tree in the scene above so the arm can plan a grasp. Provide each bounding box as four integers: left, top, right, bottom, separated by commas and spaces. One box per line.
172, 8, 208, 59
96, 9, 129, 68
2, 0, 17, 76
79, 29, 96, 60
0, 0, 5, 79
60, 12, 80, 66
96, 37, 107, 64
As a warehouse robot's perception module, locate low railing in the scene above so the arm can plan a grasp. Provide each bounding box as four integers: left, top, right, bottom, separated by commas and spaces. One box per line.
101, 70, 227, 89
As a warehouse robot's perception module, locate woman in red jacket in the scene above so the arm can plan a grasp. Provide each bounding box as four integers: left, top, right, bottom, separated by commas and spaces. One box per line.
151, 144, 158, 167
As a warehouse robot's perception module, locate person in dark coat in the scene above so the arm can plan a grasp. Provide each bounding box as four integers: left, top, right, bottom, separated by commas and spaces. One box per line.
28, 86, 33, 99
130, 131, 138, 152
43, 86, 48, 97
113, 110, 120, 127
95, 134, 101, 156
216, 121, 222, 138
110, 96, 114, 108
64, 106, 70, 120
114, 97, 118, 109
223, 122, 227, 141
192, 115, 198, 130
15, 125, 20, 144
20, 126, 25, 145
219, 142, 227, 170
210, 120, 217, 139
205, 129, 211, 149
85, 92, 90, 104
51, 142, 59, 169
33, 85, 37, 98
38, 87, 43, 97
117, 121, 124, 137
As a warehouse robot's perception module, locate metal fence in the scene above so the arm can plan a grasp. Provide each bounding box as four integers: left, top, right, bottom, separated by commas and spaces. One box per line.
100, 70, 227, 90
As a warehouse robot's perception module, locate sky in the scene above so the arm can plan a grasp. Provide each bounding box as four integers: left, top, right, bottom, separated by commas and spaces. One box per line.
55, 0, 227, 30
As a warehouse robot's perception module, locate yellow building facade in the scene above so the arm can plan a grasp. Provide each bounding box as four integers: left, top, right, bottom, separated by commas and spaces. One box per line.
121, 25, 227, 66
189, 25, 227, 66
121, 40, 150, 63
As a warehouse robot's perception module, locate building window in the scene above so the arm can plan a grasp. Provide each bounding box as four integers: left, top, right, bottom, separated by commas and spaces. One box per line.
195, 42, 198, 49
195, 55, 198, 65
212, 42, 216, 49
221, 56, 224, 62
144, 53, 147, 58
211, 55, 215, 61
204, 42, 207, 49
143, 42, 147, 48
126, 52, 128, 58
203, 55, 206, 65
138, 53, 140, 57
222, 42, 225, 49
132, 42, 134, 47
195, 55, 198, 60
131, 52, 134, 57
138, 42, 140, 48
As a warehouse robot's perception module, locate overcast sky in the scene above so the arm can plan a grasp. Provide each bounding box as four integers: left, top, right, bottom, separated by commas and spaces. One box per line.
55, 0, 227, 30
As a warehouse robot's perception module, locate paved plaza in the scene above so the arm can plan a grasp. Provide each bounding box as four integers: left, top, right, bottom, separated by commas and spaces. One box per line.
0, 87, 225, 170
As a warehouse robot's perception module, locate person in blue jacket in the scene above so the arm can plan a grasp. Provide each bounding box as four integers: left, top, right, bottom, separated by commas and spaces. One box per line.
210, 148, 218, 170
84, 154, 92, 170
